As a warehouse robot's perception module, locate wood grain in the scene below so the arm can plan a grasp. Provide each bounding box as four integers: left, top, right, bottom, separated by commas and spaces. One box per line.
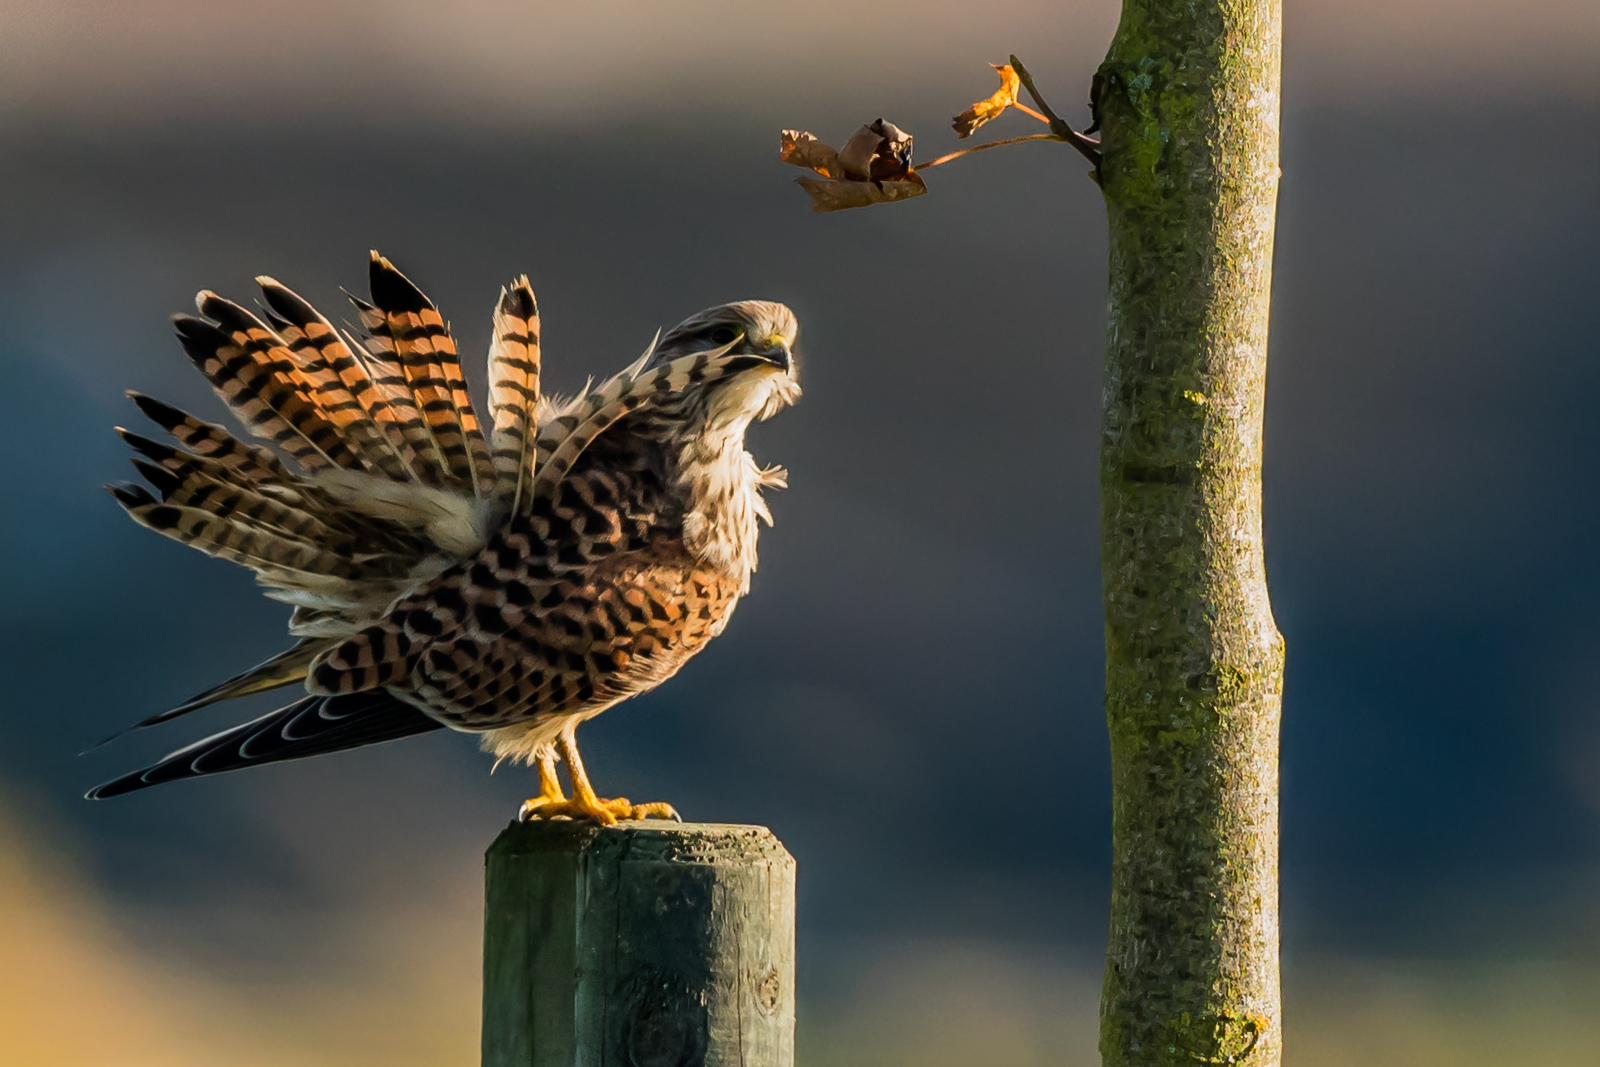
482, 820, 795, 1067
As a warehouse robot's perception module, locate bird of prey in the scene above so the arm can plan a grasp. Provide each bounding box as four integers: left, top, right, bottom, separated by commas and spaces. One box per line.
87, 252, 801, 824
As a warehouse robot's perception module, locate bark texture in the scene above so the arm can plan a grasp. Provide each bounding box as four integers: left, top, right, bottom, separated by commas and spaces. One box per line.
1092, 1, 1284, 1064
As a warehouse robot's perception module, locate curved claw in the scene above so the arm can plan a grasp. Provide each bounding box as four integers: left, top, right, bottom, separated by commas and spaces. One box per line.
620, 800, 682, 822
519, 733, 681, 825
518, 795, 680, 826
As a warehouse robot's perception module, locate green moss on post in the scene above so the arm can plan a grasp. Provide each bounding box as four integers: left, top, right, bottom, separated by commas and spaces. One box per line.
1092, 1, 1285, 1064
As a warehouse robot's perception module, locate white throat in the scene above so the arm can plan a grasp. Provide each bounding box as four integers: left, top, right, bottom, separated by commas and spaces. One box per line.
675, 368, 795, 593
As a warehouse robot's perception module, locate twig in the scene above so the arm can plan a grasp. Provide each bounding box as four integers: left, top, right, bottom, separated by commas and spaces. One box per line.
1013, 102, 1050, 125
1009, 54, 1102, 172
920, 133, 1063, 170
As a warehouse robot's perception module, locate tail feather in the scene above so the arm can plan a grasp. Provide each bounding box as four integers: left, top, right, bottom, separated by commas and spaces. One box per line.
487, 278, 542, 517
85, 692, 444, 799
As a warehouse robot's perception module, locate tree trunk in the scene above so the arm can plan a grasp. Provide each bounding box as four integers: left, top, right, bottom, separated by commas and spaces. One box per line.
1092, 1, 1285, 1064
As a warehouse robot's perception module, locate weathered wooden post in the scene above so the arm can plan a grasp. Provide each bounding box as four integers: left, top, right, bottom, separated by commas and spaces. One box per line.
482, 820, 796, 1067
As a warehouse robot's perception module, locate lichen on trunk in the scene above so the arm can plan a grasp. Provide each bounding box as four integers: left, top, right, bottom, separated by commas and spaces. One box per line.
1091, 1, 1285, 1064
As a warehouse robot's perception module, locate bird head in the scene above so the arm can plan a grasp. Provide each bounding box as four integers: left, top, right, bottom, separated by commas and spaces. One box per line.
649, 300, 802, 428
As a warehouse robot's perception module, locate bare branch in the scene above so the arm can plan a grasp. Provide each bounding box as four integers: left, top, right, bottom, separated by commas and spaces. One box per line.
920, 133, 1063, 170
1009, 54, 1101, 171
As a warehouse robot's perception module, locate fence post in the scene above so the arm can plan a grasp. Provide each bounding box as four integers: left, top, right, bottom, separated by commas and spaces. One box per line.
482, 820, 796, 1067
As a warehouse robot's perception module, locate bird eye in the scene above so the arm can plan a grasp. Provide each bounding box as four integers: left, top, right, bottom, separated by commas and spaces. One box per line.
710, 326, 738, 346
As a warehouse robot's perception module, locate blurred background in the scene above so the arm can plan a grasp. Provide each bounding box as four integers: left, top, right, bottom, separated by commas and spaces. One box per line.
2, 1, 1598, 1064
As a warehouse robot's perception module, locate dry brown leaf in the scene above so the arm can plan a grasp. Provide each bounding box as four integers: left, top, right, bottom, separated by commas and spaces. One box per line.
780, 118, 924, 212
836, 119, 913, 181
795, 171, 927, 213
779, 130, 844, 179
952, 64, 1021, 139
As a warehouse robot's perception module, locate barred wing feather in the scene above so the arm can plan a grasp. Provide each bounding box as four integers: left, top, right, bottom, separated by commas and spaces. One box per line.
103, 255, 512, 740
486, 278, 541, 517
354, 253, 495, 496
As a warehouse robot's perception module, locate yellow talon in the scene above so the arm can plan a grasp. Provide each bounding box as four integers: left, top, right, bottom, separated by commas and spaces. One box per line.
517, 734, 681, 826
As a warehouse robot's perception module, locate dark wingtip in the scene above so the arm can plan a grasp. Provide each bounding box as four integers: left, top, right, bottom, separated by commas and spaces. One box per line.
501, 278, 538, 319
172, 315, 229, 366
119, 422, 171, 447
106, 481, 155, 509
85, 694, 446, 800
367, 253, 432, 313
84, 771, 152, 800
130, 457, 181, 498
258, 277, 319, 327
79, 730, 125, 756
129, 392, 189, 432
83, 707, 187, 756
194, 292, 259, 334
81, 683, 249, 757
170, 313, 209, 338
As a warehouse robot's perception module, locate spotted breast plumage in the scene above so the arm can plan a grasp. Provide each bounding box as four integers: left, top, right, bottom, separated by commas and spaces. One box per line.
87, 252, 801, 824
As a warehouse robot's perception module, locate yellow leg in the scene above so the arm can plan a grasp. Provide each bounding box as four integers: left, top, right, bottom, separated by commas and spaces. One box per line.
518, 728, 680, 826
516, 749, 568, 822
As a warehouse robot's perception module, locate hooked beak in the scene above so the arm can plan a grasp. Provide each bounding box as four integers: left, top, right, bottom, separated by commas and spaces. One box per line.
756, 334, 793, 372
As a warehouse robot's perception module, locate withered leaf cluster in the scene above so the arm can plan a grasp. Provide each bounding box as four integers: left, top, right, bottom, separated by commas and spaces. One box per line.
779, 120, 926, 213
952, 64, 1022, 138
778, 62, 1058, 212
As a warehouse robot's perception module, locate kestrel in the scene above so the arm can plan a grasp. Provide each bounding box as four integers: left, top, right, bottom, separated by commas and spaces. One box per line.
87, 253, 801, 824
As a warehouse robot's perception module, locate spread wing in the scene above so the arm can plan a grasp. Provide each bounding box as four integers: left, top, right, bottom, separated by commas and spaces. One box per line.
113, 263, 489, 596
100, 255, 526, 743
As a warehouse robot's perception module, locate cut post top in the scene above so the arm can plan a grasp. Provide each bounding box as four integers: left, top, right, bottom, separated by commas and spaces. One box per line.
486, 819, 795, 866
